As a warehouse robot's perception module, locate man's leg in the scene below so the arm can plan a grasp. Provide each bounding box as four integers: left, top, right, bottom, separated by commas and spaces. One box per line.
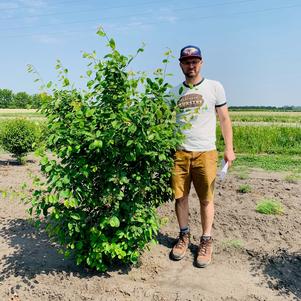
191, 150, 217, 267
175, 195, 189, 229
200, 200, 214, 236
171, 195, 191, 260
171, 151, 191, 260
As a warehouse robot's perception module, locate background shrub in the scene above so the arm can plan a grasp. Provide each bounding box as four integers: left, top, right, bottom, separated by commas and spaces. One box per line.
28, 29, 183, 271
0, 118, 40, 163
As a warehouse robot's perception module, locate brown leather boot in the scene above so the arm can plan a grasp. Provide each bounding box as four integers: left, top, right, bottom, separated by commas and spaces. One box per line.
196, 236, 213, 268
171, 232, 190, 260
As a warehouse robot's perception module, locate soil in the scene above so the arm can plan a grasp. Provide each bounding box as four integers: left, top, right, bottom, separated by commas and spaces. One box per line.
0, 154, 300, 301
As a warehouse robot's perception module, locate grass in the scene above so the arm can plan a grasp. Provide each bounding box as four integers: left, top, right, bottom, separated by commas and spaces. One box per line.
235, 154, 301, 173
222, 239, 244, 250
0, 109, 43, 119
231, 165, 250, 179
0, 118, 46, 130
229, 113, 301, 123
236, 171, 249, 180
237, 184, 252, 193
217, 125, 301, 155
256, 199, 284, 215
284, 173, 301, 183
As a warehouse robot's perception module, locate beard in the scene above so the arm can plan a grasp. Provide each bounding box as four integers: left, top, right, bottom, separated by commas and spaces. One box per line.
183, 70, 197, 78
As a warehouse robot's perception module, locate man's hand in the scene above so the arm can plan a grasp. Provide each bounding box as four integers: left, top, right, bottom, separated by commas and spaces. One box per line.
216, 105, 235, 168
224, 148, 236, 168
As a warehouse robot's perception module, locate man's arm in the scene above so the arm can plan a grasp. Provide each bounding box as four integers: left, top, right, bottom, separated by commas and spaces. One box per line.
216, 105, 236, 167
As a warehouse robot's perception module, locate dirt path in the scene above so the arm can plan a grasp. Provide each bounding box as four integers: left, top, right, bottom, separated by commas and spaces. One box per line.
0, 154, 300, 301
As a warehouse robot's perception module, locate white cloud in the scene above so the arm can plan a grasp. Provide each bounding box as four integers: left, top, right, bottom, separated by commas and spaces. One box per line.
8, 0, 48, 16
0, 0, 47, 11
18, 0, 47, 8
157, 8, 178, 24
33, 34, 60, 44
101, 16, 154, 34
157, 14, 178, 23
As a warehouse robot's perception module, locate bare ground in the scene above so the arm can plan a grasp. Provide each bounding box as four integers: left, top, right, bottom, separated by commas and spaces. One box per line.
0, 154, 300, 301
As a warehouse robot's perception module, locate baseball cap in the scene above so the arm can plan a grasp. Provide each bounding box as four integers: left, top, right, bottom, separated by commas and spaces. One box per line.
179, 45, 202, 61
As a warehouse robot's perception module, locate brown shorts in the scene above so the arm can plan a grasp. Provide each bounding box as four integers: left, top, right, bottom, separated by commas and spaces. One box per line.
171, 150, 218, 202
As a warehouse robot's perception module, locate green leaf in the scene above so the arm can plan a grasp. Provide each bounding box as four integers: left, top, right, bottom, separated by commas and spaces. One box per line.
63, 176, 70, 184
85, 108, 95, 117
126, 140, 133, 146
111, 120, 118, 128
109, 38, 116, 49
40, 157, 48, 166
179, 86, 184, 95
45, 165, 52, 172
76, 241, 83, 250
63, 77, 70, 86
129, 124, 137, 133
148, 133, 154, 140
89, 140, 103, 150
159, 154, 166, 161
70, 213, 81, 220
94, 140, 103, 148
96, 27, 106, 37
109, 216, 120, 227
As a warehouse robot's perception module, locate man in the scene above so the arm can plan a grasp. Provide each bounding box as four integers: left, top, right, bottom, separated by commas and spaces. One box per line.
170, 45, 235, 267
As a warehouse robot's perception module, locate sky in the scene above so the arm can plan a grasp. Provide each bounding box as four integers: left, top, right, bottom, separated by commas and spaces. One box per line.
0, 0, 301, 107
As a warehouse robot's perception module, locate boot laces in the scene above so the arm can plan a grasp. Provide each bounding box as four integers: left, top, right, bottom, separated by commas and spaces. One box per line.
199, 239, 210, 255
176, 233, 188, 248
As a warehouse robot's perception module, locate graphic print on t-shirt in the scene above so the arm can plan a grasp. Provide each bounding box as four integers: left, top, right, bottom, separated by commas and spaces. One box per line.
178, 93, 204, 109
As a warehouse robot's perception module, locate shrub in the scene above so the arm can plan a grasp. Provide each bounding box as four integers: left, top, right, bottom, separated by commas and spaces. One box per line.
27, 28, 183, 271
0, 118, 39, 163
35, 121, 49, 147
255, 199, 284, 215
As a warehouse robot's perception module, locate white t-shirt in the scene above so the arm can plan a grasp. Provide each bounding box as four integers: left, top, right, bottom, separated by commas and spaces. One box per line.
169, 78, 227, 151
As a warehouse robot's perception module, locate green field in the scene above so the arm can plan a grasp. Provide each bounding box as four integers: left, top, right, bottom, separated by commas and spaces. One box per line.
217, 125, 301, 155
229, 111, 301, 124
0, 109, 43, 119
0, 109, 300, 172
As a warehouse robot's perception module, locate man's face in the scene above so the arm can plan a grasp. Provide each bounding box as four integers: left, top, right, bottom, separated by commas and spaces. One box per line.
180, 58, 202, 78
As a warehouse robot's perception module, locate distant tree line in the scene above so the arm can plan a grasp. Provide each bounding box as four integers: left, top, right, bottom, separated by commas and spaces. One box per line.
229, 105, 301, 112
0, 88, 43, 109
1, 88, 300, 111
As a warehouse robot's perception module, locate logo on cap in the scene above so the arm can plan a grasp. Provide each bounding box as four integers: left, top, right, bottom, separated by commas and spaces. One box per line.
179, 45, 202, 61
